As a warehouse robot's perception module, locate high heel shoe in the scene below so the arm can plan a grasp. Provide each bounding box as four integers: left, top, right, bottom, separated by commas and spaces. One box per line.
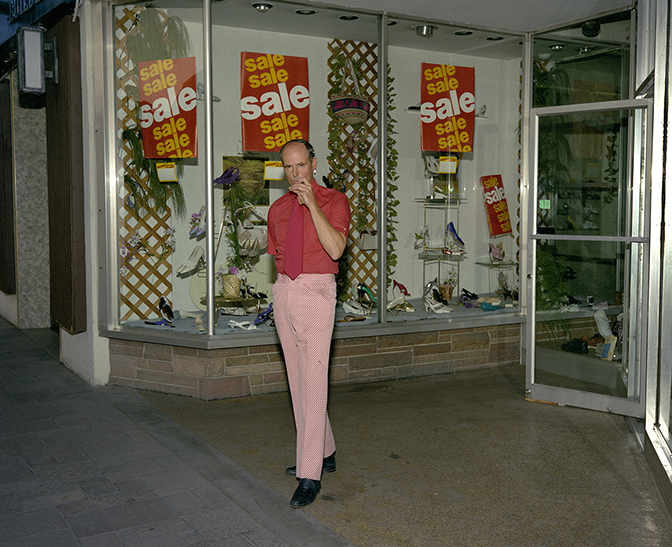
462, 288, 478, 300
489, 242, 503, 261
393, 280, 410, 297
176, 246, 204, 275
189, 206, 206, 238
424, 295, 454, 313
343, 299, 368, 316
446, 221, 465, 247
357, 283, 377, 304
159, 296, 174, 322
254, 303, 274, 326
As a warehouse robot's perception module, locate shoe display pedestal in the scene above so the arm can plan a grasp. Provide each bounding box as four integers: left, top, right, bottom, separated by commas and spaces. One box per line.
418, 196, 463, 303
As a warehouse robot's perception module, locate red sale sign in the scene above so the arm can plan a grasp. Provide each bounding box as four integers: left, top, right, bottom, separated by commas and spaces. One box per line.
480, 175, 512, 237
240, 52, 309, 152
138, 57, 198, 159
420, 63, 475, 152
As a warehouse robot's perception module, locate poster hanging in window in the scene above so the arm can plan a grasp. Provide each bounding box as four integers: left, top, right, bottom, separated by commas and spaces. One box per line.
420, 63, 475, 153
240, 52, 310, 152
138, 57, 198, 158
480, 174, 512, 237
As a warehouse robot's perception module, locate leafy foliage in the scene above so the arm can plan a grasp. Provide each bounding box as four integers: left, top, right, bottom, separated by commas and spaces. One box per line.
121, 7, 191, 219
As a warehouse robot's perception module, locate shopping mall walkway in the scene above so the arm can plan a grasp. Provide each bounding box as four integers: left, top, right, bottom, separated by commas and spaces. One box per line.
1, 315, 671, 547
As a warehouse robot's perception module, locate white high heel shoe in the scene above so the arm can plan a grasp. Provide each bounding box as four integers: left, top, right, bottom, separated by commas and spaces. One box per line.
176, 246, 204, 275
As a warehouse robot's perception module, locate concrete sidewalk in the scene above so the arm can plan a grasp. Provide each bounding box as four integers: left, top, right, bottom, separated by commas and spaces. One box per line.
0, 317, 354, 547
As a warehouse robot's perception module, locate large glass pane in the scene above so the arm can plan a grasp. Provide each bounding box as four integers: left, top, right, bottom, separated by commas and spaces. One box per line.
114, 4, 205, 329
537, 109, 630, 237
386, 18, 523, 321
532, 12, 630, 107
534, 239, 641, 400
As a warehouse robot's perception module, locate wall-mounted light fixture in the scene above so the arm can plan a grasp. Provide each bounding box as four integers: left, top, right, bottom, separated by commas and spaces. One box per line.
413, 24, 437, 38
252, 2, 273, 13
581, 20, 601, 38
17, 26, 58, 94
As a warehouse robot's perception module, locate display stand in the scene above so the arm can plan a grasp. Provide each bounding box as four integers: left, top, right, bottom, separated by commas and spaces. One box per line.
418, 196, 464, 302
475, 261, 517, 294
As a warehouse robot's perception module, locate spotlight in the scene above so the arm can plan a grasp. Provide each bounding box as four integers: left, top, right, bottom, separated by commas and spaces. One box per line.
413, 24, 437, 38
252, 3, 273, 13
581, 20, 601, 38
549, 44, 564, 51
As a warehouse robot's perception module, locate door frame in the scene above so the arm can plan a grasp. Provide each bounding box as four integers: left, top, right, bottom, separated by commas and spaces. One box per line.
525, 99, 652, 417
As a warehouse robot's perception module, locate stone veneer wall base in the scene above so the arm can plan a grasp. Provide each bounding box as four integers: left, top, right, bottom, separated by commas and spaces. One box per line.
109, 324, 521, 399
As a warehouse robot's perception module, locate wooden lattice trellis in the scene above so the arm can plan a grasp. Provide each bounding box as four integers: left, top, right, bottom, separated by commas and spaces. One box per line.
327, 40, 379, 299
116, 7, 173, 322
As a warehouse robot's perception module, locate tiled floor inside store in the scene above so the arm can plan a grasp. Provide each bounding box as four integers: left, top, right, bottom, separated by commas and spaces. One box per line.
2, 316, 671, 547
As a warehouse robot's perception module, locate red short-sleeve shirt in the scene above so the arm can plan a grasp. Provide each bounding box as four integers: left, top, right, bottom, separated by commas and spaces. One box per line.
268, 180, 351, 275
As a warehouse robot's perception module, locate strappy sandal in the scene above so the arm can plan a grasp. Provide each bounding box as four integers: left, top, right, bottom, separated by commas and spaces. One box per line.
254, 303, 274, 326
228, 320, 257, 330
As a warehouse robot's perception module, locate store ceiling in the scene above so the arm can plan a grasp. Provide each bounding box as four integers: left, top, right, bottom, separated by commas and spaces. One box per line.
305, 0, 635, 34
166, 0, 633, 61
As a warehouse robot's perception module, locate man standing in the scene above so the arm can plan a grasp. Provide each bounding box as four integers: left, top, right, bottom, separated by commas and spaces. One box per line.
267, 139, 350, 508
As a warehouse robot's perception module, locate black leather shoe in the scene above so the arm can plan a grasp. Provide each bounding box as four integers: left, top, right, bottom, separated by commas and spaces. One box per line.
285, 453, 336, 476
290, 478, 321, 508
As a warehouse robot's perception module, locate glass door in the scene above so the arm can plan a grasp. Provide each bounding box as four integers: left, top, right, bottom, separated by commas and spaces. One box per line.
526, 100, 651, 416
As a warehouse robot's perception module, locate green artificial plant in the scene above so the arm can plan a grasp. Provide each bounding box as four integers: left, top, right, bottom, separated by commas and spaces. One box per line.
122, 7, 191, 219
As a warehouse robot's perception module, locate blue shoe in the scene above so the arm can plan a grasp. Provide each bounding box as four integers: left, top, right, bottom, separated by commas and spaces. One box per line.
446, 222, 465, 247
254, 302, 273, 326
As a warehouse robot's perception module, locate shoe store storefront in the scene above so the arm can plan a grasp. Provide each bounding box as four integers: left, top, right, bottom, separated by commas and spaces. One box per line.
4, 0, 672, 512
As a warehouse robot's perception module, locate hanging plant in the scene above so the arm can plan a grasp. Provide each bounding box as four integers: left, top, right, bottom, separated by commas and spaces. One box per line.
122, 128, 186, 218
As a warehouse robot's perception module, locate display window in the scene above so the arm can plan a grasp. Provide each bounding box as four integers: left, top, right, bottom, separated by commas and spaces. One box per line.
110, 1, 527, 339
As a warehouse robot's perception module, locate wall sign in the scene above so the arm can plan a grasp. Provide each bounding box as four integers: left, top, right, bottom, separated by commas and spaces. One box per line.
240, 52, 310, 152
480, 174, 512, 237
138, 57, 198, 159
420, 63, 475, 153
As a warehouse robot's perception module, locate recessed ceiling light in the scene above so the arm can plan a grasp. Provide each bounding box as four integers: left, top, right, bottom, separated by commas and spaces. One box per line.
486, 36, 504, 41
295, 9, 316, 15
579, 46, 593, 54
454, 30, 473, 36
339, 15, 359, 21
252, 2, 272, 12
413, 24, 437, 38
387, 20, 398, 26
549, 44, 564, 51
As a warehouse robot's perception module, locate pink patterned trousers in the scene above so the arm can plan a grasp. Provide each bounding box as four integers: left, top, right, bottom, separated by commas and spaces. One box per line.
273, 273, 337, 480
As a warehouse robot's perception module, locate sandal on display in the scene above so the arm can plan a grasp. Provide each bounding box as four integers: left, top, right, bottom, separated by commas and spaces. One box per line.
221, 307, 246, 316
424, 296, 454, 313
459, 294, 478, 308
387, 295, 406, 315
338, 315, 366, 323
228, 320, 257, 330
176, 246, 205, 275
343, 299, 368, 316
254, 303, 274, 326
462, 288, 479, 300
194, 315, 206, 332
489, 242, 504, 261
